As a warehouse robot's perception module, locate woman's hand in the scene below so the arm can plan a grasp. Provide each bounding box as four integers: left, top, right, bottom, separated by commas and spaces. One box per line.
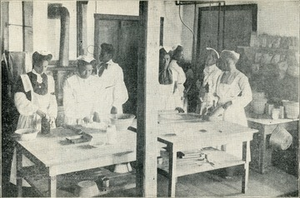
222, 101, 233, 109
175, 107, 185, 113
36, 109, 47, 118
173, 82, 178, 94
93, 112, 101, 123
199, 86, 206, 98
110, 106, 118, 114
49, 117, 56, 128
83, 117, 92, 123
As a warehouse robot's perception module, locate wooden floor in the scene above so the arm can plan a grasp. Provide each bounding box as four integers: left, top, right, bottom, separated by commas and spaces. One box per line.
3, 166, 298, 197
157, 166, 298, 197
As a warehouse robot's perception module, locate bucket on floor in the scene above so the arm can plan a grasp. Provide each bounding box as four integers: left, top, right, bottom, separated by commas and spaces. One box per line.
269, 126, 293, 151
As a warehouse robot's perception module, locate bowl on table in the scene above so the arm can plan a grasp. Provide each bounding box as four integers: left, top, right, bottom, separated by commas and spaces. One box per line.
109, 114, 135, 131
14, 128, 39, 141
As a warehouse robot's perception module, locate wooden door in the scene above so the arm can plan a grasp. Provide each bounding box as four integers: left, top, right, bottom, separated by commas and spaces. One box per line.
196, 4, 257, 74
94, 15, 139, 115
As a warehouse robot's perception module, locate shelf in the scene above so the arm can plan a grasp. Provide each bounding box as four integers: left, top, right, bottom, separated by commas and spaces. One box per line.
158, 150, 245, 178
20, 166, 136, 197
237, 46, 298, 53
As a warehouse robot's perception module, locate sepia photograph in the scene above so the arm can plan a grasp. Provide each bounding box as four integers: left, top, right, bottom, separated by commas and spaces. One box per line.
1, 0, 299, 197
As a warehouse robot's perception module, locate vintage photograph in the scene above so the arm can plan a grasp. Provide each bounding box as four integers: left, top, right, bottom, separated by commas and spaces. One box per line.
1, 0, 299, 197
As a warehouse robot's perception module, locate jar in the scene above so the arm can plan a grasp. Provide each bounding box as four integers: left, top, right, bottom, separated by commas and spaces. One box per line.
106, 125, 117, 145
272, 108, 280, 120
41, 117, 50, 134
279, 106, 285, 119
266, 103, 274, 115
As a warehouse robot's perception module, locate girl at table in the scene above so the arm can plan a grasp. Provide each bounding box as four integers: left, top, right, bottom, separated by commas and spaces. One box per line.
63, 55, 102, 125
10, 51, 58, 186
196, 47, 222, 115
213, 50, 252, 177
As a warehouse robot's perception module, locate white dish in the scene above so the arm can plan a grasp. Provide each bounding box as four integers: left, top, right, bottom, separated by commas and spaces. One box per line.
15, 128, 39, 141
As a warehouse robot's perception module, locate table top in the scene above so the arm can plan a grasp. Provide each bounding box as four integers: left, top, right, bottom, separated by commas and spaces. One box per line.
247, 117, 299, 125
16, 127, 136, 167
157, 120, 258, 151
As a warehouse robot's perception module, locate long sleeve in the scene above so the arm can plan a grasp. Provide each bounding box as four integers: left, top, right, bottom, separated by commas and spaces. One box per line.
14, 76, 38, 116
47, 76, 58, 118
63, 79, 78, 124
112, 69, 128, 109
14, 92, 38, 116
232, 75, 252, 108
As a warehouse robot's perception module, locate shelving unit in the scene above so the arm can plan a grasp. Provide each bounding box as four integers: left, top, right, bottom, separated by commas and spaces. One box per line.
20, 166, 136, 197
158, 149, 245, 178
156, 120, 258, 197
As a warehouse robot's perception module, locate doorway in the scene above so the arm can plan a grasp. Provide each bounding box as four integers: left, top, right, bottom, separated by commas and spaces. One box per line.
94, 14, 139, 115
196, 4, 257, 73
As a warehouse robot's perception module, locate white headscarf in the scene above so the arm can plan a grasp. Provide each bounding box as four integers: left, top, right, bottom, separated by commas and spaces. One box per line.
77, 55, 95, 63
221, 50, 240, 61
206, 47, 219, 59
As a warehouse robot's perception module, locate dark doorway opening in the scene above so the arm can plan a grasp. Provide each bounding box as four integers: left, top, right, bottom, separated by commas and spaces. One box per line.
94, 14, 139, 115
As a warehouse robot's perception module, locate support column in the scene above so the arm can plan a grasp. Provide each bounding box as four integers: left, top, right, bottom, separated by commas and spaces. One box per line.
136, 1, 160, 197
76, 1, 88, 56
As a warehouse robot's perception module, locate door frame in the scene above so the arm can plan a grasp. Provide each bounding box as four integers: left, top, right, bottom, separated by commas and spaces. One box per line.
94, 14, 139, 60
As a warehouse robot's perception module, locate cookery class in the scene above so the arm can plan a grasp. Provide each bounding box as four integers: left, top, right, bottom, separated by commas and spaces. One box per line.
2, 1, 299, 197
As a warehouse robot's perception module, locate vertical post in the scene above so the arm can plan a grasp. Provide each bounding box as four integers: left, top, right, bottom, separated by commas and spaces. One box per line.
192, 3, 198, 69
48, 168, 57, 197
22, 1, 33, 52
159, 17, 164, 46
1, 2, 9, 53
260, 125, 270, 174
217, 3, 220, 51
76, 1, 88, 56
48, 175, 57, 197
137, 1, 159, 197
222, 2, 225, 50
242, 141, 250, 193
16, 145, 23, 197
168, 143, 177, 197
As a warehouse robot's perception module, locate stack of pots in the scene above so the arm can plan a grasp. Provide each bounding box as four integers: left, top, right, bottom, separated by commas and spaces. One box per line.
251, 91, 268, 115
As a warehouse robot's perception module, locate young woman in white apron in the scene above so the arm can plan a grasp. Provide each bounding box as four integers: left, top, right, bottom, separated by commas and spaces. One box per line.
10, 51, 57, 186
214, 50, 252, 177
198, 47, 222, 115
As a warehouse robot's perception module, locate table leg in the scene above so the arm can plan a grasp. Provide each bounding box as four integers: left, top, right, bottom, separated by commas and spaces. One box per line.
259, 126, 268, 174
48, 169, 57, 197
167, 143, 176, 197
16, 145, 23, 197
242, 141, 250, 193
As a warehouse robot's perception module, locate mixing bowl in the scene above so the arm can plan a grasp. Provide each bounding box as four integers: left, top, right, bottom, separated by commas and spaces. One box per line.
14, 128, 39, 141
110, 114, 135, 131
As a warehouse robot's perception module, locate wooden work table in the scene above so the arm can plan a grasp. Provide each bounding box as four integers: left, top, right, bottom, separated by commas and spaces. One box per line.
16, 127, 136, 197
16, 116, 259, 197
247, 117, 299, 174
156, 119, 258, 197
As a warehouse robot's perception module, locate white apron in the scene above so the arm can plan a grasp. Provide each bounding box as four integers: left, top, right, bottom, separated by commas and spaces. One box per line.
10, 75, 54, 186
216, 76, 248, 160
158, 84, 176, 111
